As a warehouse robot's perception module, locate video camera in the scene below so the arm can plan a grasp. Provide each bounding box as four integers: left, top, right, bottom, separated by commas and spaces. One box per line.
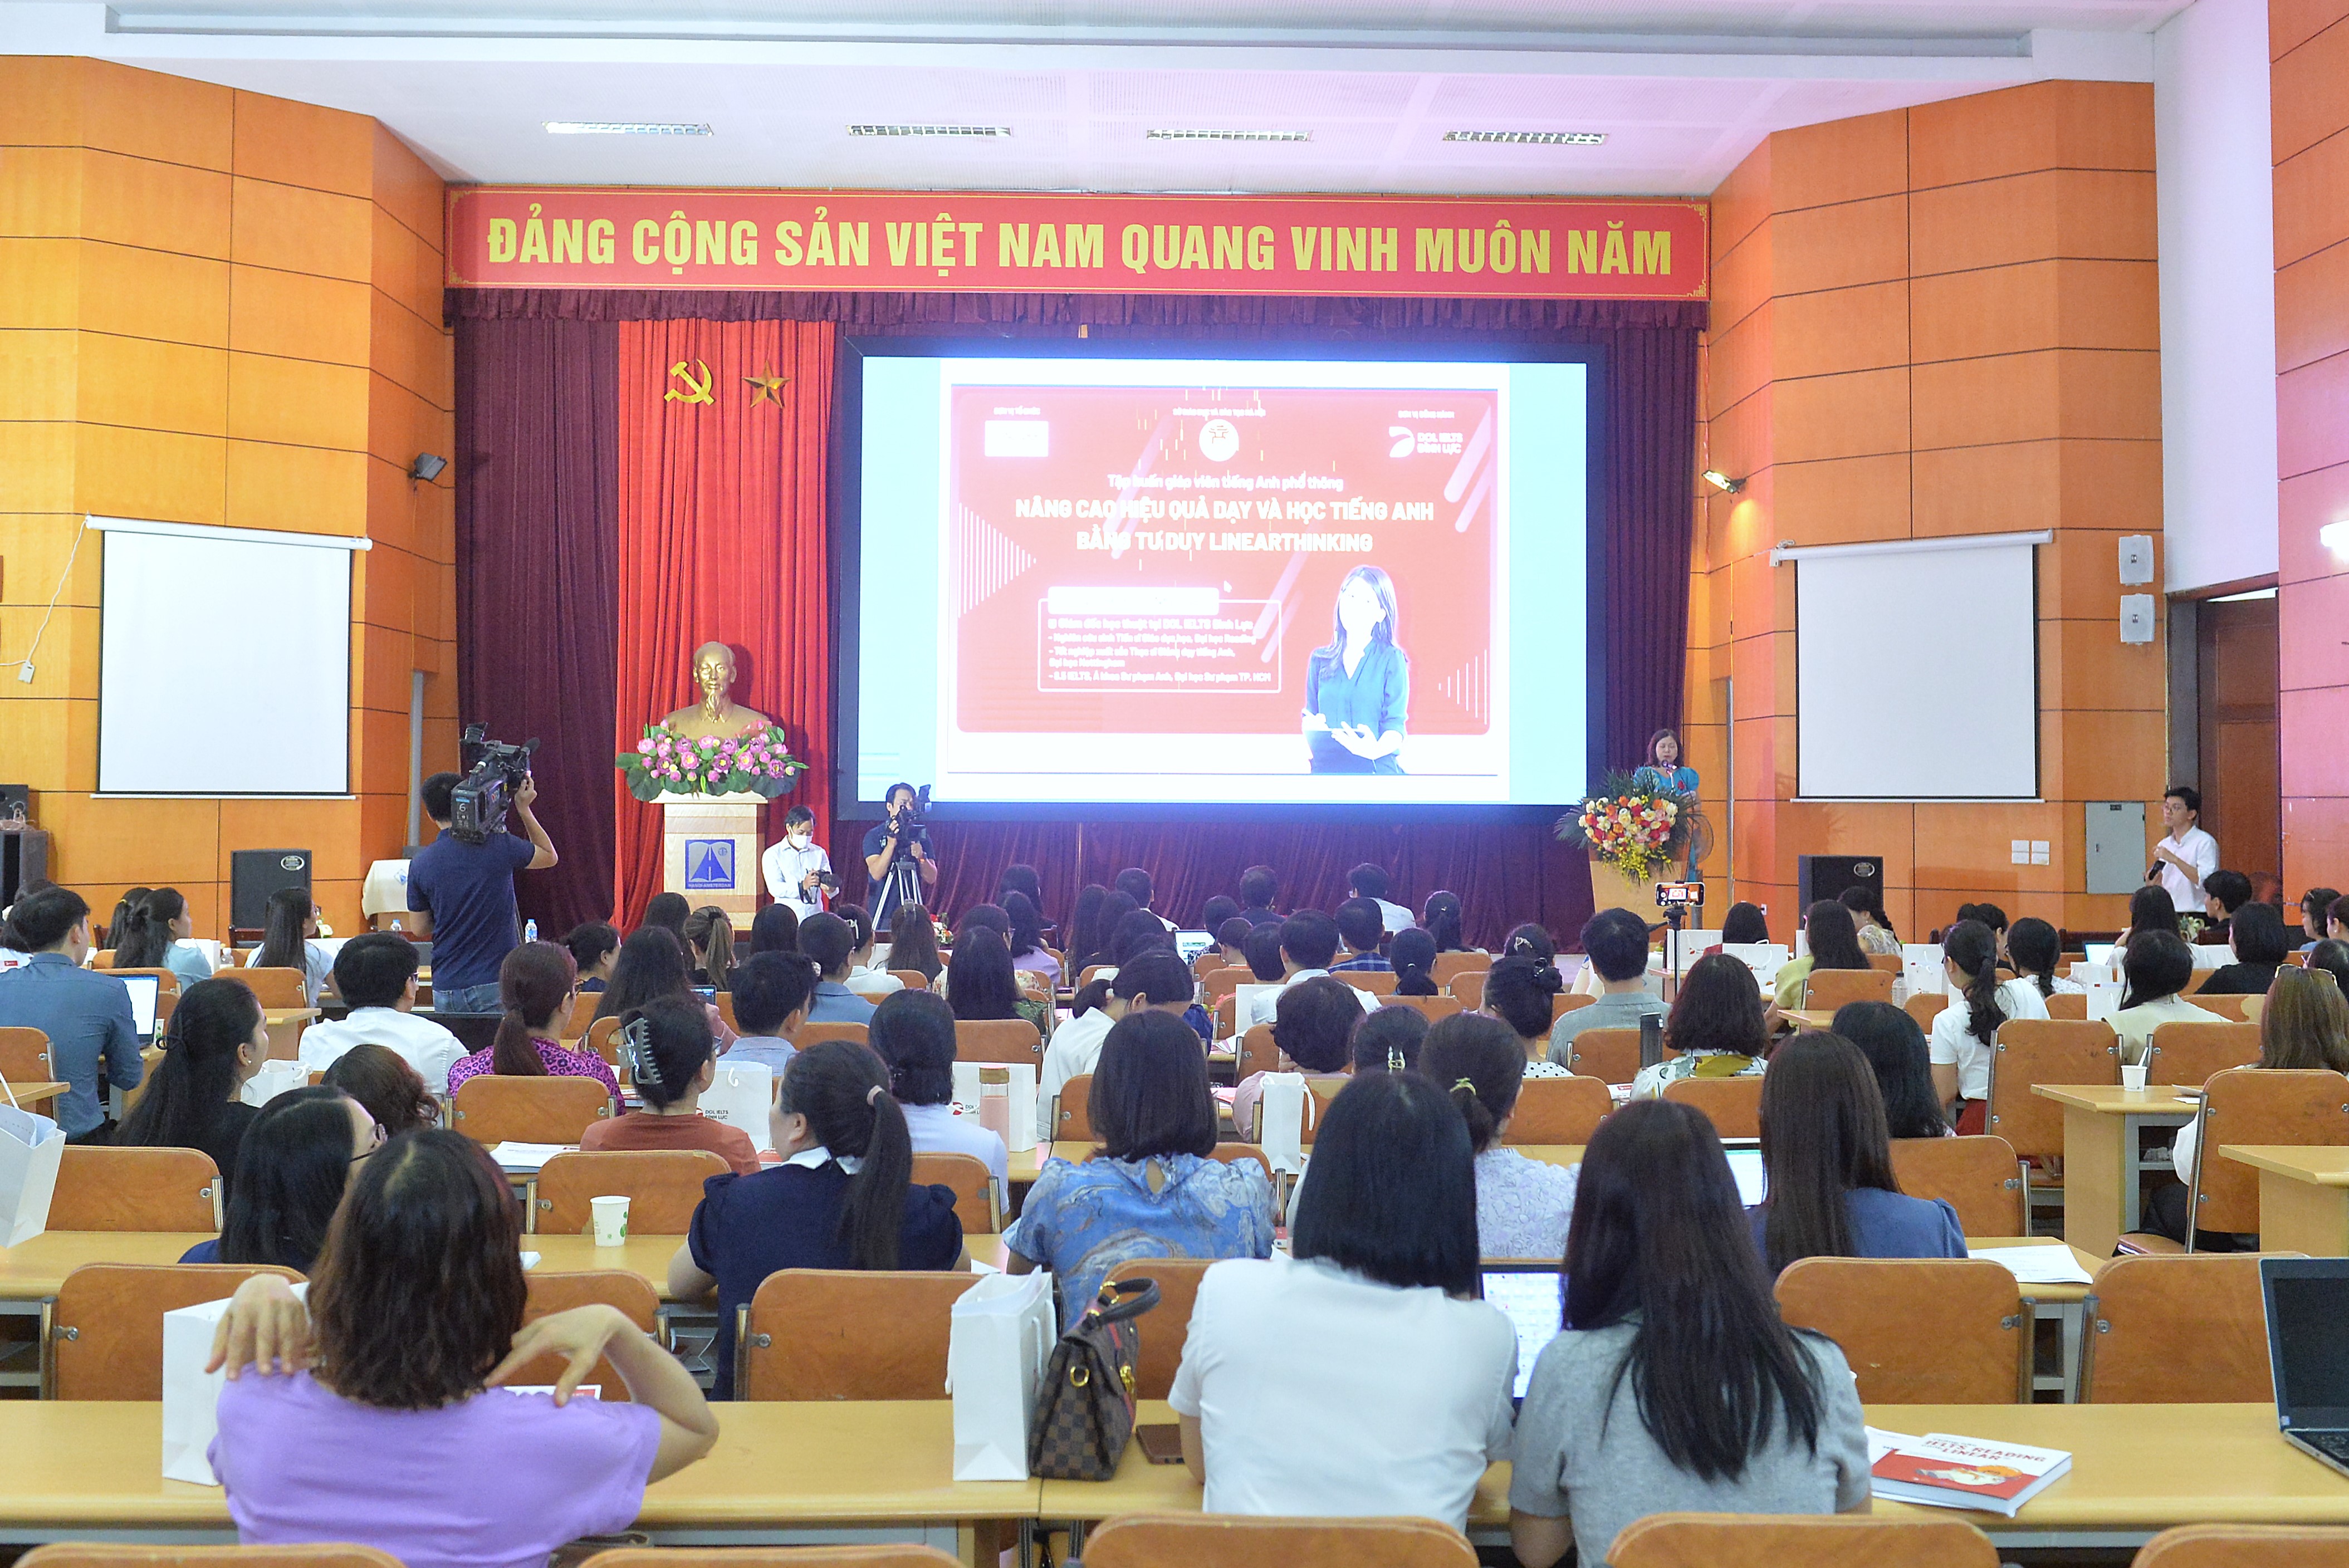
450, 723, 540, 845
887, 784, 934, 837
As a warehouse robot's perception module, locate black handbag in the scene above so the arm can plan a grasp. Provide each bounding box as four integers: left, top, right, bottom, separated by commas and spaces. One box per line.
1028, 1277, 1160, 1481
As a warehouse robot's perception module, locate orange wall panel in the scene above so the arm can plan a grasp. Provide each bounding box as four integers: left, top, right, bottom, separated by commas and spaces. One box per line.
2274, 128, 2349, 268
2274, 236, 2349, 373
74, 422, 227, 525
1769, 108, 1910, 212
76, 149, 231, 258
76, 243, 231, 347
1771, 196, 1909, 293
1771, 281, 1908, 378
1907, 80, 2155, 190
227, 264, 371, 365
224, 439, 368, 534
229, 176, 374, 282
75, 331, 229, 435
227, 350, 371, 450
1773, 453, 1914, 546
76, 59, 233, 171
232, 90, 373, 198
1771, 367, 1910, 463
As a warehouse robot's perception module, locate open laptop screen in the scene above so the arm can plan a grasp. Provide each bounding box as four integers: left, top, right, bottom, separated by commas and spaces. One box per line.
119, 973, 160, 1041
1174, 929, 1214, 964
1721, 1141, 1768, 1208
1480, 1266, 1563, 1399
2271, 1267, 2349, 1423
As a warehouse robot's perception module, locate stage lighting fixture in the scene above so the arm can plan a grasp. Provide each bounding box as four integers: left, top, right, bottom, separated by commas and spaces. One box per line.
1701, 469, 1744, 494
410, 453, 448, 484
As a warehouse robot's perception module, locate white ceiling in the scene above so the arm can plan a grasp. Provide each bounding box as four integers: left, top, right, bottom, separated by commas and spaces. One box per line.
4, 0, 2191, 194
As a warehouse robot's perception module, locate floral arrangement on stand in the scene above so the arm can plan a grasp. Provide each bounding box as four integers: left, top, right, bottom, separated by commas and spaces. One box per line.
615, 723, 806, 802
1555, 770, 1694, 883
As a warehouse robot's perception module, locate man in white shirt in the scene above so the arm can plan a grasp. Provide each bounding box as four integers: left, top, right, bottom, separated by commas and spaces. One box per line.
1038, 950, 1196, 1116
297, 932, 464, 1096
1347, 863, 1415, 935
2151, 785, 2219, 915
759, 804, 833, 922
1114, 867, 1180, 933
1239, 910, 1378, 1031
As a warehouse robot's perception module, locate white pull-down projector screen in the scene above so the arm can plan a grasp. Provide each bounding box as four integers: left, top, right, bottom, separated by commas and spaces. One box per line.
94, 517, 367, 796
1783, 531, 2048, 801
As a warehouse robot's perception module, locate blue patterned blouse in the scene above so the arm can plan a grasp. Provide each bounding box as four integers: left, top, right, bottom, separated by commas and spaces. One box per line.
1005, 1153, 1277, 1330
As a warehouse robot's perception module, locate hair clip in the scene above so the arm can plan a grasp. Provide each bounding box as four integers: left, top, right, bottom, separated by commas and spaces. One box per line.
1387, 1047, 1406, 1072
619, 1016, 661, 1087
1452, 1076, 1477, 1094
865, 1082, 885, 1107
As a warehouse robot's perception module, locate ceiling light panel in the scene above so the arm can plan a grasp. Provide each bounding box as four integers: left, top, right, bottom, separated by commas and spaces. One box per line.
848, 123, 1014, 136
1443, 130, 1608, 144
1145, 128, 1312, 141
543, 120, 712, 135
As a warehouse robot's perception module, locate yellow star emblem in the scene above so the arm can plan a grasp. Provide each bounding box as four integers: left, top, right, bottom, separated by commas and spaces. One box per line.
743, 369, 790, 406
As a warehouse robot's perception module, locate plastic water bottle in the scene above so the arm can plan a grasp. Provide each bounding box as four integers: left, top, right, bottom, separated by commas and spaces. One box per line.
523, 919, 538, 943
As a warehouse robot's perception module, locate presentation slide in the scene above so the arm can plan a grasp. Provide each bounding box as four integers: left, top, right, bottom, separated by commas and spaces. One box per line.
851, 352, 1589, 808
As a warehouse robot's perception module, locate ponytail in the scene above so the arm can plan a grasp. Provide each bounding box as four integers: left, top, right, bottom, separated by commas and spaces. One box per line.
1069, 977, 1113, 1018
1421, 1012, 1523, 1155
782, 1041, 916, 1270
1944, 920, 2007, 1048
490, 1010, 549, 1077
119, 888, 187, 971
1391, 928, 1439, 997
489, 940, 574, 1077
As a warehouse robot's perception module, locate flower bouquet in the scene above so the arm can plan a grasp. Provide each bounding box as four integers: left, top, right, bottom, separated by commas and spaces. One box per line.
1555, 770, 1694, 883
615, 723, 806, 802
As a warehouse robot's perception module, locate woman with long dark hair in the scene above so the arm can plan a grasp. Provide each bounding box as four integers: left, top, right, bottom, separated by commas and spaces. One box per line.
2102, 884, 2183, 981
1633, 953, 1768, 1099
682, 905, 736, 992
1069, 889, 1138, 976
945, 924, 1054, 1043
669, 1039, 962, 1394
1481, 955, 1574, 1078
1063, 884, 1109, 978
1831, 1001, 1949, 1140
2200, 900, 2293, 996
320, 1043, 438, 1139
1421, 891, 1470, 954
2006, 916, 2082, 999
1001, 890, 1060, 985
2108, 928, 2224, 1065
103, 887, 151, 955
114, 976, 267, 1185
444, 942, 619, 1102
1510, 1100, 1869, 1568
183, 1086, 378, 1273
746, 905, 798, 957
1837, 884, 1900, 957
1773, 901, 1872, 1010
1928, 918, 2048, 1132
1753, 1032, 1963, 1273
1302, 563, 1408, 774
251, 887, 331, 1004
591, 926, 695, 1023
118, 886, 212, 990
880, 903, 941, 982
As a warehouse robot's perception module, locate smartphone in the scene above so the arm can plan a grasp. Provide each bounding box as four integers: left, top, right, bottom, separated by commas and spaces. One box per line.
1134, 1422, 1185, 1466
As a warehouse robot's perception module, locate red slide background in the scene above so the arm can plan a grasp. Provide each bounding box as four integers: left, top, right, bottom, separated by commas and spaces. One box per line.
950, 381, 1496, 737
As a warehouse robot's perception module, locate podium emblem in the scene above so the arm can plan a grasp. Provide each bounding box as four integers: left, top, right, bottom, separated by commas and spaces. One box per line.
683, 838, 736, 890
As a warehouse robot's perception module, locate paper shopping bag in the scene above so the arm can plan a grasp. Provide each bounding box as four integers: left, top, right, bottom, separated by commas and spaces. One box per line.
0, 1101, 64, 1247
162, 1283, 308, 1485
1259, 1072, 1309, 1175
2084, 976, 2124, 1024
238, 1059, 310, 1108
699, 1061, 774, 1153
947, 1270, 1055, 1480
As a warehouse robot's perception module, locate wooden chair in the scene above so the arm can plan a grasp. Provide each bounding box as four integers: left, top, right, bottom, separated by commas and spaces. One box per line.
1803, 968, 1897, 1011
1236, 1023, 1280, 1081
583, 1015, 623, 1065
1432, 953, 1488, 988
2131, 1525, 2349, 1567
48, 1263, 301, 1399
911, 1150, 999, 1232
0, 1025, 52, 1081
1078, 964, 1113, 988
496, 1270, 663, 1400
1905, 992, 1949, 1031
1503, 1075, 1611, 1145
1565, 1027, 1643, 1086
530, 1149, 728, 1234
2045, 991, 2089, 1020
1867, 952, 1907, 973
1201, 965, 1254, 1002
1191, 949, 1225, 978
576, 1550, 961, 1568
2160, 1068, 2349, 1252
1888, 1135, 2026, 1235
1299, 1076, 1345, 1146
1382, 994, 1466, 1025
736, 1268, 978, 1400
448, 1075, 614, 1145
48, 1146, 221, 1231
1085, 1515, 1476, 1568
233, 967, 310, 1010
1051, 1074, 1097, 1145
2078, 1253, 2275, 1403
953, 1018, 1043, 1064
1774, 1257, 2032, 1404
1451, 971, 1486, 1010
24, 1549, 406, 1568
1985, 1018, 2120, 1210
1553, 992, 1594, 1023
2189, 991, 2257, 1022
1114, 1256, 1212, 1400
556, 989, 594, 1041
795, 1022, 870, 1047
2186, 968, 2218, 995
1206, 1143, 1275, 1182
711, 991, 738, 1031
888, 968, 931, 992
1661, 1074, 1763, 1138
1608, 1513, 1998, 1568
1332, 969, 1398, 996
2146, 1021, 2263, 1090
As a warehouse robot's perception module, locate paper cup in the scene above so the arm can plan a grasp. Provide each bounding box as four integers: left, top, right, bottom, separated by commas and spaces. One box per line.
590, 1194, 630, 1247
2120, 1063, 2149, 1092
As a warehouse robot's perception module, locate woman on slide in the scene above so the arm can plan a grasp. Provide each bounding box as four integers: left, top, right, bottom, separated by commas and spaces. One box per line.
1303, 564, 1408, 775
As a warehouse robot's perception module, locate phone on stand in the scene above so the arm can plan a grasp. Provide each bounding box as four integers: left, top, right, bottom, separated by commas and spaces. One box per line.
1134, 1423, 1186, 1465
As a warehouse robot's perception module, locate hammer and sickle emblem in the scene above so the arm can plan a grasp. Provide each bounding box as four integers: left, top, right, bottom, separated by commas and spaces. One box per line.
664, 359, 716, 405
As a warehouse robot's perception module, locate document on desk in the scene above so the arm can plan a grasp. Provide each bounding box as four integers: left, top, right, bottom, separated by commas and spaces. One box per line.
1969, 1244, 2095, 1285
489, 1141, 572, 1173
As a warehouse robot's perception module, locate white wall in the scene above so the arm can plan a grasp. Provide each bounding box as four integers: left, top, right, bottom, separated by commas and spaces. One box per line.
2155, 0, 2280, 593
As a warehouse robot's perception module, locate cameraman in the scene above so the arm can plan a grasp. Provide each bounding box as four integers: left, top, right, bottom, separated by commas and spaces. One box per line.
405, 768, 557, 1014
760, 803, 833, 922
861, 781, 937, 937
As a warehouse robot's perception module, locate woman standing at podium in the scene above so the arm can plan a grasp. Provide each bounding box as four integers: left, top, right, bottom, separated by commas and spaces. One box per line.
1632, 729, 1698, 797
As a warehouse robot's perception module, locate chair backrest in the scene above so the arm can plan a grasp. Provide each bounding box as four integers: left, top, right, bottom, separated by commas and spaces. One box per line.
1201, 966, 1254, 1001
497, 1270, 662, 1401
583, 1015, 623, 1065
1432, 952, 1487, 987
1191, 950, 1225, 978
1888, 1135, 2025, 1236
2045, 991, 2089, 1020
448, 1075, 614, 1145
1986, 1018, 2120, 1161
2189, 1068, 2349, 1234
1053, 1074, 1097, 1145
795, 1022, 870, 1047
574, 1550, 962, 1568
1553, 992, 1594, 1023
1114, 1256, 1212, 1400
1206, 1144, 1274, 1182
48, 1146, 222, 1231
1332, 970, 1398, 996
911, 1150, 999, 1232
1868, 952, 1906, 972
1450, 971, 1486, 1010
1566, 1027, 1643, 1086
737, 1268, 978, 1400
2079, 1253, 2275, 1404
1503, 1075, 1611, 1145
1608, 1514, 1999, 1568
23, 1549, 408, 1568
953, 1018, 1043, 1064
2131, 1525, 2349, 1568
1774, 1257, 2030, 1404
231, 967, 309, 1010
709, 991, 737, 1031
1382, 994, 1466, 1025
2147, 1021, 2263, 1090
1085, 1516, 1477, 1568
1078, 964, 1113, 988
2190, 992, 2258, 1022
1298, 1076, 1345, 1147
888, 969, 932, 992
0, 1025, 52, 1081
1236, 1023, 1280, 1081
50, 1263, 300, 1399
1804, 968, 1897, 1011
2186, 967, 2217, 995
531, 1149, 729, 1234
1661, 1074, 1762, 1138
1906, 992, 1949, 1031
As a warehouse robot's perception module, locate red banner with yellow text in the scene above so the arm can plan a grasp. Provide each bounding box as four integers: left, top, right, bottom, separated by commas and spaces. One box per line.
447, 187, 1706, 301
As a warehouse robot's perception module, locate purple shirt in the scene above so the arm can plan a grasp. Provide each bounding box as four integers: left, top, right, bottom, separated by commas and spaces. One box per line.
211, 1370, 661, 1568
445, 1037, 622, 1102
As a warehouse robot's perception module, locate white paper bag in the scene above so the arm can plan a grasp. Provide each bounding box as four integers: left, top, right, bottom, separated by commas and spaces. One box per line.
946, 1270, 1055, 1480
2085, 976, 2125, 1023
0, 1100, 65, 1247
238, 1059, 310, 1108
1901, 945, 1948, 999
952, 1062, 1039, 1152
1259, 1071, 1309, 1175
162, 1283, 308, 1486
1721, 943, 1788, 992
700, 1060, 774, 1153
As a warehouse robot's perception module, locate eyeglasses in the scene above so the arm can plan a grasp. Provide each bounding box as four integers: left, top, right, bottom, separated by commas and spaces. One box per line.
351, 1120, 387, 1163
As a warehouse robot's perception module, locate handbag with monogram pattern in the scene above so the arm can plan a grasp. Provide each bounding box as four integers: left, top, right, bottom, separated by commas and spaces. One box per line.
1027, 1276, 1160, 1481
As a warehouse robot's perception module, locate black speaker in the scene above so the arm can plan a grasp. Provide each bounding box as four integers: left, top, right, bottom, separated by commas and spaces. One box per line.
231, 848, 312, 930
1798, 854, 1883, 910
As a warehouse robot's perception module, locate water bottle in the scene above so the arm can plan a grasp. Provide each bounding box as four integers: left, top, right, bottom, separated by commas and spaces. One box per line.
523, 919, 538, 943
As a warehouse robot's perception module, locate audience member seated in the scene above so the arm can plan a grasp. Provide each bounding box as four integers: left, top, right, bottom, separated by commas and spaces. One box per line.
1426, 1012, 1576, 1258
2108, 928, 2224, 1066
2104, 884, 2185, 981
300, 934, 465, 1097
1172, 1072, 1514, 1530
1240, 922, 1287, 985
1070, 890, 1139, 976
1010, 1010, 1274, 1327
250, 886, 332, 1004
1211, 916, 1253, 968
209, 1130, 717, 1566
1201, 895, 1242, 937
1232, 976, 1362, 1140
117, 886, 213, 991
581, 997, 760, 1174
2308, 938, 2349, 996
1041, 950, 1194, 1116
1838, 884, 1902, 957
564, 922, 620, 993
2199, 899, 2292, 995
878, 902, 938, 981
1954, 901, 2011, 957
112, 976, 265, 1190
1063, 884, 1109, 973
1509, 1100, 1870, 1568
2006, 915, 2082, 1000
1753, 1032, 1964, 1272
2200, 868, 2255, 947
1001, 891, 1061, 985
1482, 955, 1574, 1077
1550, 908, 1667, 1062
0, 885, 143, 1143
101, 887, 151, 954
183, 1086, 376, 1272
747, 904, 799, 957
1832, 1001, 1950, 1139
1239, 909, 1377, 1030
1503, 923, 1558, 963
1331, 899, 1393, 971
1421, 890, 1473, 954
997, 864, 1050, 934
2330, 894, 2349, 944
723, 950, 815, 1075
1774, 900, 1872, 1010
669, 1040, 964, 1394
1351, 1004, 1428, 1074
1348, 863, 1413, 934
321, 1043, 439, 1139
830, 901, 902, 1001
639, 892, 692, 947
946, 925, 1055, 1041
796, 913, 879, 1025
1930, 918, 2050, 1131
2299, 887, 2340, 952
682, 905, 736, 992
1389, 928, 1440, 996
871, 989, 1009, 1190
1717, 901, 1771, 947
591, 925, 706, 1028
446, 942, 621, 1102
1113, 866, 1176, 933
2146, 966, 2349, 1248
1632, 953, 1769, 1099
1237, 864, 1283, 928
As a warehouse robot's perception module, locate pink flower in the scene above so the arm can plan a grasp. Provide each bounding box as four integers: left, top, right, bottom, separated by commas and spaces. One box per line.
637, 739, 656, 755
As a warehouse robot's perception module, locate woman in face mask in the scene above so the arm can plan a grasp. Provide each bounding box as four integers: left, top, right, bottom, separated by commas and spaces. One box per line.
760, 805, 834, 921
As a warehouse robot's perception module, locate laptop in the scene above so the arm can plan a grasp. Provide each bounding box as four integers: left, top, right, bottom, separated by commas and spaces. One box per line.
1173, 929, 1215, 965
1479, 1263, 1564, 1403
2263, 1257, 2349, 1473
118, 973, 162, 1043
1722, 1138, 1769, 1207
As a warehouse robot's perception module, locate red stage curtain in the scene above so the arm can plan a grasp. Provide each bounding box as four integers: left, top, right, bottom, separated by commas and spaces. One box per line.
612, 318, 836, 926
